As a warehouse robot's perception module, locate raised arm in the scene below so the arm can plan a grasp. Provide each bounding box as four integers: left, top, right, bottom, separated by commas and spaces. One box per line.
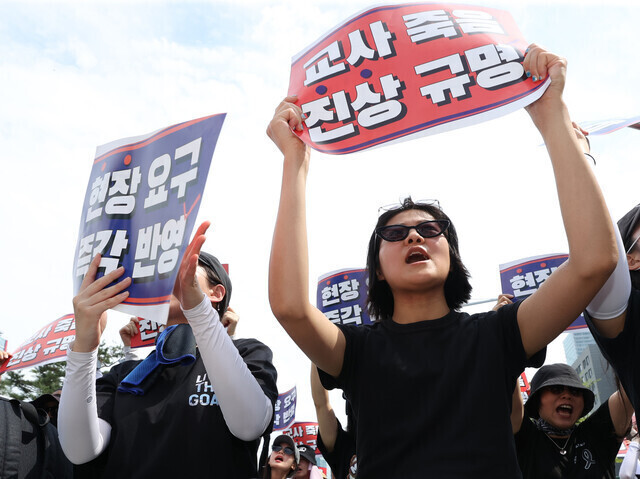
516, 45, 617, 357
311, 364, 339, 451
267, 97, 345, 377
511, 380, 524, 434
59, 253, 130, 463
608, 384, 634, 439
175, 222, 274, 441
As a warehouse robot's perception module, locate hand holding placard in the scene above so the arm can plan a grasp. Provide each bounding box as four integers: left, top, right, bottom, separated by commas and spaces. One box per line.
72, 254, 131, 352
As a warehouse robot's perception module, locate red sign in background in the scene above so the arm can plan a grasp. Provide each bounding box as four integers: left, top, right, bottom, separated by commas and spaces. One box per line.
289, 3, 548, 154
0, 314, 76, 374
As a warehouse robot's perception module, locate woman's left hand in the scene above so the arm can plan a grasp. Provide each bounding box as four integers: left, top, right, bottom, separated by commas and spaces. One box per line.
523, 44, 567, 126
173, 221, 210, 310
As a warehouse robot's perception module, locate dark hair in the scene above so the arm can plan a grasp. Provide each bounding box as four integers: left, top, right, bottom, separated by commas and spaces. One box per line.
197, 252, 232, 315
366, 198, 472, 321
617, 204, 640, 290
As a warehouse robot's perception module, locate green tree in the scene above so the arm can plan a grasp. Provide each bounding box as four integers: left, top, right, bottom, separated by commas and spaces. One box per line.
0, 370, 35, 400
31, 361, 67, 396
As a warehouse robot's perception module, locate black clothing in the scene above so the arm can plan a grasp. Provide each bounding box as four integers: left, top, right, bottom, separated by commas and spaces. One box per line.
515, 401, 621, 478
87, 338, 277, 478
316, 418, 356, 479
319, 302, 540, 478
585, 288, 640, 414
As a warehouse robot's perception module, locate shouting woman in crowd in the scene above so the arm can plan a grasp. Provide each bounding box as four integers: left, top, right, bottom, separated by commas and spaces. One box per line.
266, 44, 617, 477
513, 364, 632, 478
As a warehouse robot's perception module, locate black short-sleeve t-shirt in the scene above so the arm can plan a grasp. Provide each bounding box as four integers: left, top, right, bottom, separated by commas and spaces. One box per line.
515, 400, 621, 479
585, 288, 640, 414
83, 338, 277, 478
319, 302, 540, 478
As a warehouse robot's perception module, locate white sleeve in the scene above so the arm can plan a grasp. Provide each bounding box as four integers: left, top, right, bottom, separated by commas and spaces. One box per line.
183, 297, 272, 441
58, 348, 112, 464
620, 441, 640, 479
586, 221, 632, 319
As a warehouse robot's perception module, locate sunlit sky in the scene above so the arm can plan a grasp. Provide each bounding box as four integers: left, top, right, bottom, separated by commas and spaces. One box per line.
1, 0, 638, 424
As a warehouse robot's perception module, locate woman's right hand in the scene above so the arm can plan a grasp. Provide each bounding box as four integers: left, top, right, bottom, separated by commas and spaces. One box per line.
266, 96, 309, 160
72, 254, 131, 352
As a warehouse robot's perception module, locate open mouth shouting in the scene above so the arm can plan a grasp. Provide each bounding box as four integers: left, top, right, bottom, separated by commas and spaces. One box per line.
406, 246, 430, 264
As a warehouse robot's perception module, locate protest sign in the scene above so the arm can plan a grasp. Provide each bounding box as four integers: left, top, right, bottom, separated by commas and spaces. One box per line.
289, 3, 548, 154
580, 115, 640, 136
281, 421, 321, 453
73, 114, 226, 324
317, 268, 372, 326
273, 386, 297, 431
129, 318, 161, 348
0, 314, 75, 374
499, 254, 586, 330
518, 372, 530, 403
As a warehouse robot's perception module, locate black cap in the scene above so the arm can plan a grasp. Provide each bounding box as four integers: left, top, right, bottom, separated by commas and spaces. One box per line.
30, 393, 59, 410
272, 434, 300, 465
297, 444, 317, 465
525, 363, 595, 419
198, 251, 232, 315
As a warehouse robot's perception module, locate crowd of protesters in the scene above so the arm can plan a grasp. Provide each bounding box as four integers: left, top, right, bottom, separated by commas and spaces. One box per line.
2, 41, 640, 479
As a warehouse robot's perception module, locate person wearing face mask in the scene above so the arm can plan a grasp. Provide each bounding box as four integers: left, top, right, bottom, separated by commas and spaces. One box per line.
512, 363, 633, 478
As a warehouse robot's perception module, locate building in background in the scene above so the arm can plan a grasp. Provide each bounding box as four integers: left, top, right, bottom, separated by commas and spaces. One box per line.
0, 332, 7, 353
572, 344, 617, 411
563, 330, 597, 366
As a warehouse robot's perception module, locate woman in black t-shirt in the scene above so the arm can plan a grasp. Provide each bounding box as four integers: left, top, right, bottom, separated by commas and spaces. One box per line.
267, 44, 618, 477
513, 363, 632, 478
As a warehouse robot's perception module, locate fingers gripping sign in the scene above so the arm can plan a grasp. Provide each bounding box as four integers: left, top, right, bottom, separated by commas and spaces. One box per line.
119, 317, 140, 347
174, 221, 210, 311
523, 44, 568, 126
266, 96, 309, 158
72, 253, 131, 352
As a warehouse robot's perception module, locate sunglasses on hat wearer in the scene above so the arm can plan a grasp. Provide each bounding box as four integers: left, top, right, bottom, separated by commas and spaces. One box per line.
546, 385, 583, 397
376, 220, 450, 242
272, 445, 295, 456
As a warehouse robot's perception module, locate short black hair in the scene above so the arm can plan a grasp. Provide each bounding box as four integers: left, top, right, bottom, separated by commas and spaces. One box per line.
198, 252, 232, 315
617, 204, 640, 290
366, 198, 472, 321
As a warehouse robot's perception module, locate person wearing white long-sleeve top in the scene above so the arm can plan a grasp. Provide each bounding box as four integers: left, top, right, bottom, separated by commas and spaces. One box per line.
58, 222, 278, 478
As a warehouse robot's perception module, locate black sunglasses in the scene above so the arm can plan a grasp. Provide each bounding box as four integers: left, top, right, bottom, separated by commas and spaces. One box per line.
272, 445, 295, 455
547, 385, 583, 396
376, 220, 450, 242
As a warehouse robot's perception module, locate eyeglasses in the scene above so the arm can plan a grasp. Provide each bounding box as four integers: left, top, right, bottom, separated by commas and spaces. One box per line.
376, 220, 450, 242
272, 445, 295, 455
547, 385, 583, 397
